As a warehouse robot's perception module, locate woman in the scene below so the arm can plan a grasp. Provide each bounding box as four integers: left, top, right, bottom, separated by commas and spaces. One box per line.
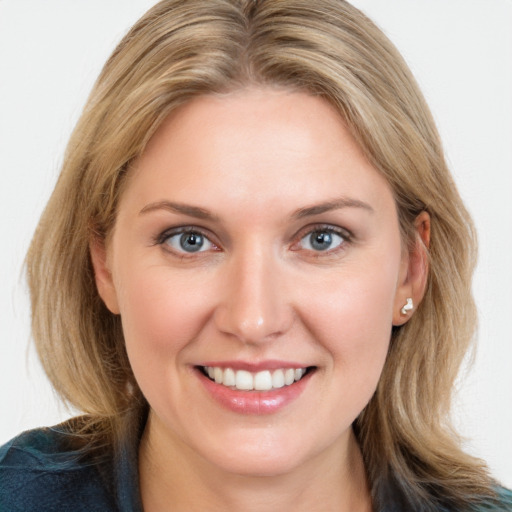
1, 0, 510, 510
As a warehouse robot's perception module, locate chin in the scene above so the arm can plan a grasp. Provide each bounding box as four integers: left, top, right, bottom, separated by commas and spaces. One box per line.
194, 430, 324, 478
209, 451, 304, 478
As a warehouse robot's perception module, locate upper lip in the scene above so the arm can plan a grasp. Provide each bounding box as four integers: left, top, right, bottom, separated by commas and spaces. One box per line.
198, 360, 312, 372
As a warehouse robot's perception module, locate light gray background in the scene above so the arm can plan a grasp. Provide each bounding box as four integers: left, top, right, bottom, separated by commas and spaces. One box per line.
1, 0, 511, 487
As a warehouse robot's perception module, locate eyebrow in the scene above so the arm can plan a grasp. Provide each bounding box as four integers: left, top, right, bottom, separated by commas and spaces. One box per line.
292, 197, 374, 219
139, 201, 219, 221
139, 196, 374, 221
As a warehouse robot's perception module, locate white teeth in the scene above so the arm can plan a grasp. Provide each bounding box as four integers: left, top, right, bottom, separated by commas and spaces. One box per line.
223, 368, 236, 387
272, 369, 285, 389
235, 370, 254, 390
203, 366, 309, 391
254, 370, 272, 391
284, 368, 295, 385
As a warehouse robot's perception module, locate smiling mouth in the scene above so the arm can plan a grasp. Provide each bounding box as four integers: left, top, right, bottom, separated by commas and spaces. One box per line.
199, 366, 315, 392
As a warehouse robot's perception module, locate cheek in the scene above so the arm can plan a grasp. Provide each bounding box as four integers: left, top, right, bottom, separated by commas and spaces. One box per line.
300, 260, 399, 382
114, 266, 212, 369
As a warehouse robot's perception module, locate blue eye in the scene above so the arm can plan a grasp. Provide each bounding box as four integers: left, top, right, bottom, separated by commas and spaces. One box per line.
164, 231, 213, 253
300, 229, 345, 252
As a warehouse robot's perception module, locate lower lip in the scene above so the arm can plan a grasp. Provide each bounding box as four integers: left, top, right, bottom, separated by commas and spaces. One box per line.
196, 369, 312, 415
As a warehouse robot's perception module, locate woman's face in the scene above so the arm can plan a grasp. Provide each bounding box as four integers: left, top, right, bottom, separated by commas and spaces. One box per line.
93, 88, 416, 476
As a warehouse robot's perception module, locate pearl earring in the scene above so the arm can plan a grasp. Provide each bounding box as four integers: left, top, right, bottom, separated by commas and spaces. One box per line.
401, 298, 413, 315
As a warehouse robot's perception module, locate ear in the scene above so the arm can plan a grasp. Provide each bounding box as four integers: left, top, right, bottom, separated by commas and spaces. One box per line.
89, 236, 120, 315
392, 211, 430, 326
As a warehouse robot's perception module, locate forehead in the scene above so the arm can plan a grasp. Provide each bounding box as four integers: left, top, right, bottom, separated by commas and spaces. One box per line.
122, 87, 395, 220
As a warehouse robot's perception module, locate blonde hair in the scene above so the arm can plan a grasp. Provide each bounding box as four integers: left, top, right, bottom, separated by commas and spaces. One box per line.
27, 0, 498, 509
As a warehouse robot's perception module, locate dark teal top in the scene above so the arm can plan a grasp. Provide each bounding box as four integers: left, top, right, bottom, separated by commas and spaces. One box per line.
1, 423, 511, 511
0, 424, 142, 512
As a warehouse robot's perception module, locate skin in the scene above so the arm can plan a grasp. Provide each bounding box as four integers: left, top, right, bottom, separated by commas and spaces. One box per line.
91, 88, 429, 511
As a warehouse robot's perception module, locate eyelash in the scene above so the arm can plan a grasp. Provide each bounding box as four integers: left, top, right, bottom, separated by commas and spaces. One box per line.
155, 226, 219, 257
155, 224, 353, 258
292, 224, 352, 257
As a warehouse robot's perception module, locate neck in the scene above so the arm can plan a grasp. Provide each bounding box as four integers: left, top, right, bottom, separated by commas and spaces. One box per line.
138, 414, 373, 512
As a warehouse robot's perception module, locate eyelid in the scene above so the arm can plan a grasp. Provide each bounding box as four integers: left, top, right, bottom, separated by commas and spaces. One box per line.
155, 225, 220, 253
290, 223, 353, 254
293, 223, 353, 242
153, 223, 353, 256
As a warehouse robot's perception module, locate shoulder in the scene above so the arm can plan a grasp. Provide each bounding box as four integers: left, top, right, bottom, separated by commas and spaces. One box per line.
0, 423, 116, 512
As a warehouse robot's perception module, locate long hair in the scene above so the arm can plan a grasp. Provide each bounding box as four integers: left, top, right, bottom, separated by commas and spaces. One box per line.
26, 1, 498, 509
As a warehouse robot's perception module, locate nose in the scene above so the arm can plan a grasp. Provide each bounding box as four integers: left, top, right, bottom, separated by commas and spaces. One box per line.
213, 243, 294, 344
